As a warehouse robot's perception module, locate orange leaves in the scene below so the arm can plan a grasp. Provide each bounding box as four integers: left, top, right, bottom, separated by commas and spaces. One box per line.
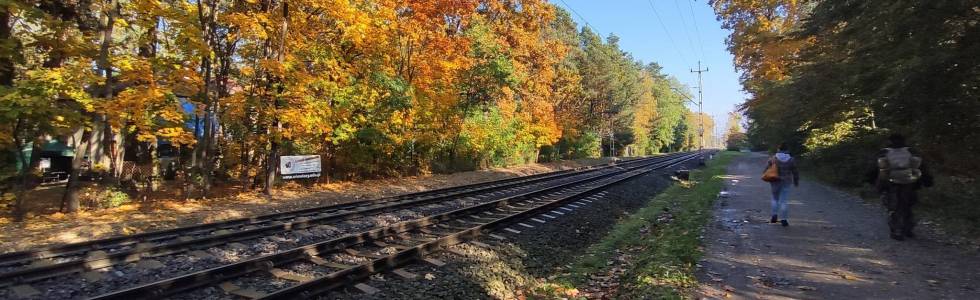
712, 0, 812, 84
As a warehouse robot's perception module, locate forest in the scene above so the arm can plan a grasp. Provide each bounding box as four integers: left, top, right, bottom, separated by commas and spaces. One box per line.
0, 0, 715, 221
712, 0, 978, 234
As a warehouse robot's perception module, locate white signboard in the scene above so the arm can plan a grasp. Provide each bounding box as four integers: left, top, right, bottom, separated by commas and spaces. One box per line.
280, 155, 321, 179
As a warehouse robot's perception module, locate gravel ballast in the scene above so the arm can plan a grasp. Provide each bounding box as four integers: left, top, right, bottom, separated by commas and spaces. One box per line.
324, 158, 703, 299
1, 158, 661, 300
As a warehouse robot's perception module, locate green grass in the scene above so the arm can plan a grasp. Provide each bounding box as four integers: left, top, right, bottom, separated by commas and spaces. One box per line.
532, 151, 742, 299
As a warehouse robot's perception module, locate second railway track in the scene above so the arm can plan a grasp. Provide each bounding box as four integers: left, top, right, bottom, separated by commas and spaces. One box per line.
0, 152, 699, 299
91, 151, 704, 300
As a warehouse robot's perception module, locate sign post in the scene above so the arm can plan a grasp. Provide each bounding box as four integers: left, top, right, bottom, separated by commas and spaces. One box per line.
280, 155, 321, 180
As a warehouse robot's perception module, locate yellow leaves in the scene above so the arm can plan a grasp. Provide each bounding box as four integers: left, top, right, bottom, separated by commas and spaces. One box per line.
157, 127, 196, 146
259, 59, 285, 78
113, 18, 130, 29
222, 12, 270, 40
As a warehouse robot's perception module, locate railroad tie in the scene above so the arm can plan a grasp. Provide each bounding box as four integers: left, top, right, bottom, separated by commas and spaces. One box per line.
437, 224, 472, 231
306, 255, 354, 270
445, 247, 469, 257
392, 268, 418, 280
85, 250, 109, 260
80, 271, 106, 283
541, 214, 557, 219
457, 218, 483, 225
405, 235, 437, 243
10, 284, 40, 298
211, 229, 233, 236
355, 283, 381, 295
344, 249, 385, 259
28, 259, 55, 268
268, 268, 314, 282
470, 215, 496, 222
530, 218, 547, 224
227, 242, 249, 251
423, 258, 446, 267
134, 259, 165, 270
469, 241, 493, 249
517, 223, 535, 229
219, 282, 267, 299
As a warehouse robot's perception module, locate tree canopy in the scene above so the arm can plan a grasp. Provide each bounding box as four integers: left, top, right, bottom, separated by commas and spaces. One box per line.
712, 0, 978, 176
0, 0, 711, 218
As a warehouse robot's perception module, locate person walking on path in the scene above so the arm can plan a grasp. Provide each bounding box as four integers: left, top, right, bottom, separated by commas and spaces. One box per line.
869, 134, 933, 240
764, 143, 799, 226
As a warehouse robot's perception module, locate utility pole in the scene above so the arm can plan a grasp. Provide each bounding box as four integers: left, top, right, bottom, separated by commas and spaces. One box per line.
691, 61, 708, 150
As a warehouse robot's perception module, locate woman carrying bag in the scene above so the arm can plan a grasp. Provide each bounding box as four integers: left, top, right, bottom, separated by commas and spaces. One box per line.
762, 143, 800, 226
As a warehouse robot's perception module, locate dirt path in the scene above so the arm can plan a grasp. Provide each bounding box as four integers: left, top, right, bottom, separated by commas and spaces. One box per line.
697, 153, 980, 299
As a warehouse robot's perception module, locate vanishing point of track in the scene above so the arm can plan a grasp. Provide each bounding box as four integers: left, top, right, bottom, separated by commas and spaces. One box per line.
0, 151, 704, 299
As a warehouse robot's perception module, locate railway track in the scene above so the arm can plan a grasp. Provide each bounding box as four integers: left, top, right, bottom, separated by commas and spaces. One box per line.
0, 153, 695, 299
86, 151, 704, 300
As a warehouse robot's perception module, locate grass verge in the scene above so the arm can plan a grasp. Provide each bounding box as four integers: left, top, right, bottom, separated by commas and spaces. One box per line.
531, 151, 741, 299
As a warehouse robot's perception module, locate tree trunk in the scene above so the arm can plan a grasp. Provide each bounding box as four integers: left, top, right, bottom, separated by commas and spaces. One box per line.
139, 17, 159, 198
264, 0, 289, 195
239, 133, 250, 191
98, 0, 119, 186
11, 117, 42, 222
62, 129, 94, 213
0, 6, 15, 86
198, 54, 213, 197
265, 137, 278, 195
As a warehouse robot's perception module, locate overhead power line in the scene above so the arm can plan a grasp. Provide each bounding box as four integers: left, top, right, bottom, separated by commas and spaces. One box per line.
558, 0, 602, 36
645, 0, 690, 64
672, 0, 703, 60
687, 0, 707, 58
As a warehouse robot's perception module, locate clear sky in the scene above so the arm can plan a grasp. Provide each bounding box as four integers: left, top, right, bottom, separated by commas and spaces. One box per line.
551, 0, 747, 136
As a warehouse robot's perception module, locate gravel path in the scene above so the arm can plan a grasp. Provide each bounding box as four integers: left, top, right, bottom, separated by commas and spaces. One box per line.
697, 152, 980, 299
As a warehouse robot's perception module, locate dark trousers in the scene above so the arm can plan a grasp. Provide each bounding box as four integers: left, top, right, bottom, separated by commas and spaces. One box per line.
883, 183, 918, 235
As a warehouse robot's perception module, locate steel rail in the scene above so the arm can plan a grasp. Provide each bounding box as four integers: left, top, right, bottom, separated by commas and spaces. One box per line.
0, 155, 673, 286
263, 151, 700, 299
90, 151, 702, 300
0, 161, 586, 265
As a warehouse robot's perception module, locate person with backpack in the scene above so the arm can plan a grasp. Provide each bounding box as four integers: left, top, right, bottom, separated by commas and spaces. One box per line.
871, 134, 933, 240
762, 143, 799, 226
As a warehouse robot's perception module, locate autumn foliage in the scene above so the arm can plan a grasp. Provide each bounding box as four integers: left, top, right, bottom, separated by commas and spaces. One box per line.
0, 0, 707, 218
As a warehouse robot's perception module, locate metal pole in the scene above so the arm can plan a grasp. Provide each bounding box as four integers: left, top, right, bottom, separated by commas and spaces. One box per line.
691, 61, 708, 150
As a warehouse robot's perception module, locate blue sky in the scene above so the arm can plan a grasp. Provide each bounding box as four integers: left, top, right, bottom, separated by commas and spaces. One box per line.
551, 0, 747, 135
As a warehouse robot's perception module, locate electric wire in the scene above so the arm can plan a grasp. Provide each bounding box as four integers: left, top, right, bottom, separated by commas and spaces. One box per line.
645, 0, 690, 65
557, 0, 602, 36
672, 0, 702, 60
687, 0, 707, 58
